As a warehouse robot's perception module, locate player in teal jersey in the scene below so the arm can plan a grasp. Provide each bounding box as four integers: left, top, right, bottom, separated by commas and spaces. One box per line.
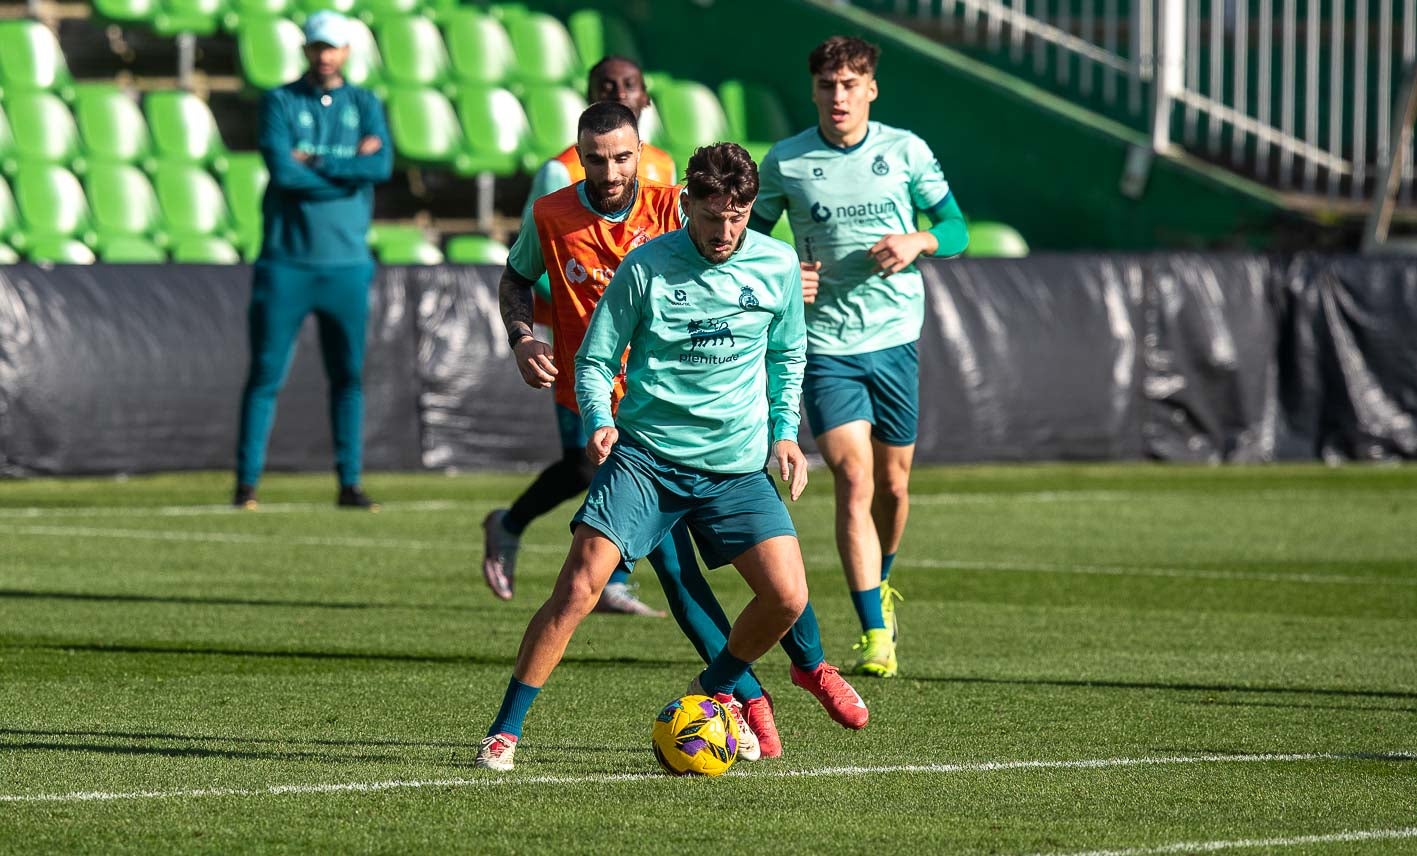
475, 144, 867, 772
234, 10, 392, 512
750, 37, 969, 678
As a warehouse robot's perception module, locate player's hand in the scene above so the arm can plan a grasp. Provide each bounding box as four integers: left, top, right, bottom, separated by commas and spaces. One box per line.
869, 233, 933, 276
291, 149, 311, 163
799, 261, 821, 305
587, 427, 618, 466
358, 135, 383, 155
513, 337, 557, 389
774, 440, 808, 501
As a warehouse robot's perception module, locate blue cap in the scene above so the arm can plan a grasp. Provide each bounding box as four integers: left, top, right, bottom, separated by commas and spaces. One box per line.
303, 10, 351, 48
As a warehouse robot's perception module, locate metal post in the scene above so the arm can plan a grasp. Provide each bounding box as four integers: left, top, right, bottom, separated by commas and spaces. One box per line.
1363, 62, 1417, 252
1151, 0, 1183, 153
477, 172, 495, 233
1353, 0, 1369, 199
177, 32, 196, 92
1231, 0, 1248, 166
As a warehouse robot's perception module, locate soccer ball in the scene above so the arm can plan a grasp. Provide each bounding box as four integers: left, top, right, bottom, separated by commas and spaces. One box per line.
651, 694, 739, 777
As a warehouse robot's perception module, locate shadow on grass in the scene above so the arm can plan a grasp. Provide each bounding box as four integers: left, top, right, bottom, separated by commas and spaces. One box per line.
0, 739, 407, 764
1178, 698, 1417, 715
904, 673, 1417, 701
0, 728, 473, 750
0, 588, 468, 612
19, 642, 683, 670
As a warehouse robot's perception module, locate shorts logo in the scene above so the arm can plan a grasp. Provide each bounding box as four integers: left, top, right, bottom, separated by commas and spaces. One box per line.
671, 288, 688, 304
738, 285, 759, 310
565, 258, 588, 283
586, 489, 605, 509
810, 201, 832, 223
687, 319, 735, 349
872, 155, 890, 176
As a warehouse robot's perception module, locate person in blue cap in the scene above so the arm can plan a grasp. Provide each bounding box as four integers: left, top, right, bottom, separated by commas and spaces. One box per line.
233, 10, 393, 511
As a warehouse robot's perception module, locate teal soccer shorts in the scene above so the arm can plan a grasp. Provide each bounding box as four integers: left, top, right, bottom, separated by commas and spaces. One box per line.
803, 341, 919, 446
571, 434, 796, 571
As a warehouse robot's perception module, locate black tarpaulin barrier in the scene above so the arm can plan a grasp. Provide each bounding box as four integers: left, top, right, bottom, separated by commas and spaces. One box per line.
1, 254, 1415, 475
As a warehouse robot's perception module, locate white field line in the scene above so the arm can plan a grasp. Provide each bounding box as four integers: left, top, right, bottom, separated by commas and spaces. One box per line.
1036, 825, 1417, 856
0, 750, 1410, 805
7, 525, 1415, 588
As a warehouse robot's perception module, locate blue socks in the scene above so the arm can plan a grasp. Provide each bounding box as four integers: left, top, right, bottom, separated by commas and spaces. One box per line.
697, 650, 752, 697
780, 602, 825, 671
488, 676, 541, 739
881, 552, 896, 583
608, 567, 631, 587
851, 586, 886, 632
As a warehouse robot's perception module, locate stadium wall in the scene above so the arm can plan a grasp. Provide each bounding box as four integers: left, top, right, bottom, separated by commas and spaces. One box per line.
527, 0, 1315, 251
0, 256, 1413, 476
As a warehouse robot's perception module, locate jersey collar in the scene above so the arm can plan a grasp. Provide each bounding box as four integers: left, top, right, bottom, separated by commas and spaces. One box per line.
817, 123, 871, 154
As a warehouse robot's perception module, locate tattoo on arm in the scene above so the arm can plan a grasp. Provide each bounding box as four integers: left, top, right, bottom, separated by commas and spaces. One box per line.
498, 267, 537, 340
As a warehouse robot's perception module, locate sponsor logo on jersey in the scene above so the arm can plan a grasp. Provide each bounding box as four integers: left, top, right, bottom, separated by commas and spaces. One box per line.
681, 318, 742, 364
810, 201, 833, 223
811, 167, 826, 179
564, 257, 615, 285
671, 288, 689, 305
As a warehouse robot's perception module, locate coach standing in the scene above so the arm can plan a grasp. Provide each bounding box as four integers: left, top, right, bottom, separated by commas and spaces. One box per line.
234, 10, 392, 511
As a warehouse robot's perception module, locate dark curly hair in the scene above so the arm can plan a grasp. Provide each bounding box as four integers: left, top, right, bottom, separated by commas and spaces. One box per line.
809, 36, 880, 77
684, 142, 758, 206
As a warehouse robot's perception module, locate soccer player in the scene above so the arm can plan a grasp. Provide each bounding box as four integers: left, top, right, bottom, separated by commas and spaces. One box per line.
481, 109, 867, 766
481, 54, 674, 615
750, 37, 969, 678
234, 10, 391, 511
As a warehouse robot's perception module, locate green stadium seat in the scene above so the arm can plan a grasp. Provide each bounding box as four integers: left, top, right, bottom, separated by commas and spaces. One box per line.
92, 0, 161, 27
355, 0, 420, 26
222, 152, 267, 259
0, 175, 19, 245
378, 16, 453, 93
222, 0, 295, 31
145, 91, 230, 173
718, 80, 793, 148
0, 242, 17, 264
487, 3, 530, 24
237, 16, 305, 91
369, 224, 442, 263
638, 103, 668, 151
98, 236, 166, 262
567, 9, 641, 66
445, 234, 508, 265
653, 81, 732, 169
5, 92, 84, 171
298, 0, 356, 16
72, 84, 154, 170
154, 0, 229, 36
444, 8, 515, 88
153, 161, 234, 242
343, 18, 384, 94
505, 11, 580, 87
26, 236, 96, 264
171, 235, 241, 263
85, 163, 166, 250
0, 102, 12, 174
386, 86, 464, 168
964, 222, 1029, 258
0, 20, 75, 101
12, 163, 94, 247
521, 84, 583, 162
456, 85, 534, 175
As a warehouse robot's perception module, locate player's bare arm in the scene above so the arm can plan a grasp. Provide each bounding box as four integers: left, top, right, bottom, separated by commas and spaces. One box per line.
497, 266, 557, 388
868, 231, 939, 276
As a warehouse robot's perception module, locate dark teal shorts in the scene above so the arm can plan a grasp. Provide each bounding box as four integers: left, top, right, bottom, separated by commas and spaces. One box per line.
571, 435, 797, 570
803, 341, 919, 446
555, 401, 587, 450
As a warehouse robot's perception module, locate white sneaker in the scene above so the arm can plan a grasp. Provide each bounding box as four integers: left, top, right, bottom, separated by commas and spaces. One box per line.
474, 733, 517, 771
594, 581, 666, 617
688, 677, 760, 762
481, 510, 519, 601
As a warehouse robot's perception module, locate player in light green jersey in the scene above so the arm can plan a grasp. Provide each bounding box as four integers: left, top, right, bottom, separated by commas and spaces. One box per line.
750, 36, 969, 678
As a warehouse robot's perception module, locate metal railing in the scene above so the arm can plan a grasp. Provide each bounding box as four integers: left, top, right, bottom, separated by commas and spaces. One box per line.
860, 0, 1417, 204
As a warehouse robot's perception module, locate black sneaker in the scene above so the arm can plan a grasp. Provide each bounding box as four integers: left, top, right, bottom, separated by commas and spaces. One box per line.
233, 484, 258, 511
337, 485, 381, 512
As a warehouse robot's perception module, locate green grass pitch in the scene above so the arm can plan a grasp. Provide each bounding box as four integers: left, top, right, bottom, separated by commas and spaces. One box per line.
2, 464, 1415, 854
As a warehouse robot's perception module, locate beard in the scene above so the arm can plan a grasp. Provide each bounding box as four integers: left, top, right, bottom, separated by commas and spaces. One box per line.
585, 178, 633, 213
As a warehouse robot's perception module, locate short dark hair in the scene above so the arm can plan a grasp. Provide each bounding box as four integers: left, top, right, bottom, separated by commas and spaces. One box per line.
588, 55, 641, 85
808, 36, 880, 77
684, 142, 758, 205
577, 100, 639, 139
